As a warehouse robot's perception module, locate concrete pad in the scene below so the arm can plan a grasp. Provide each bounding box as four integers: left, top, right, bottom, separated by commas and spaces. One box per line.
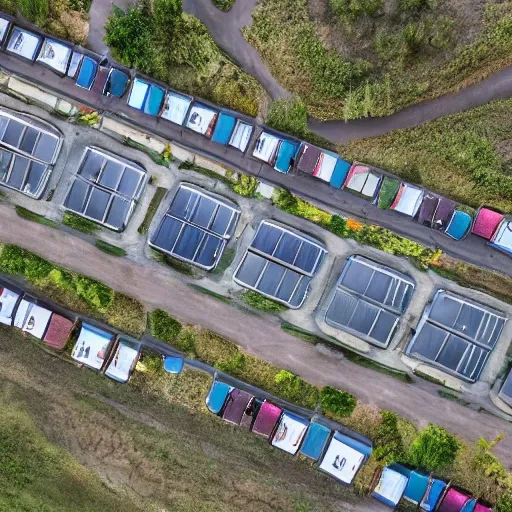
194, 154, 229, 176
8, 77, 58, 109
0, 70, 10, 86
100, 117, 166, 153
56, 99, 78, 116
169, 143, 195, 163
256, 182, 274, 199
401, 354, 463, 391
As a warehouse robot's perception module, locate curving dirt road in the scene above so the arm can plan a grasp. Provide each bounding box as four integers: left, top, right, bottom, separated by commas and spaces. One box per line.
1, 204, 511, 467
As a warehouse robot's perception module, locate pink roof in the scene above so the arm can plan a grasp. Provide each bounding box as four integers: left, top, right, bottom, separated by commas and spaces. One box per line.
472, 208, 503, 239
438, 488, 470, 512
475, 505, 492, 512
252, 401, 282, 437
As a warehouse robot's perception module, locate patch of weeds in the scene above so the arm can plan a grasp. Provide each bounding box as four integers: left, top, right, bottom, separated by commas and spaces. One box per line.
152, 250, 196, 277
239, 290, 288, 313
281, 322, 322, 344
148, 309, 183, 343
46, 188, 55, 202
414, 370, 450, 388
212, 0, 234, 11
188, 284, 232, 304
94, 240, 126, 257
212, 247, 236, 276
62, 212, 98, 235
15, 206, 57, 228
179, 161, 233, 187
138, 187, 167, 235
74, 110, 101, 127
231, 174, 259, 197
438, 390, 459, 401
123, 138, 173, 167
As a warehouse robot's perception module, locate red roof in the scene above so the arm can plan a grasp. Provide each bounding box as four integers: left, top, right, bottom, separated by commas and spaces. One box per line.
472, 208, 503, 239
43, 314, 73, 350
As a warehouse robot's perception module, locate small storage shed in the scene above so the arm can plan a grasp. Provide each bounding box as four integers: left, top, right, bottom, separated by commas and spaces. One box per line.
271, 411, 309, 455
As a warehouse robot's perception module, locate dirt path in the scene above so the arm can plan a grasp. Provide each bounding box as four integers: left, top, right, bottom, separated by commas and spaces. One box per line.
1, 204, 511, 467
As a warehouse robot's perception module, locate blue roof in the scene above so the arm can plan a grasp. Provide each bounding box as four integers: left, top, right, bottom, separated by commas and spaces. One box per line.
300, 423, 331, 460
404, 471, 430, 504
212, 113, 236, 145
163, 356, 184, 374
144, 85, 165, 116
445, 210, 472, 240
206, 381, 232, 414
330, 158, 351, 189
76, 57, 97, 90
460, 498, 477, 512
420, 478, 446, 511
274, 141, 298, 173
107, 69, 129, 97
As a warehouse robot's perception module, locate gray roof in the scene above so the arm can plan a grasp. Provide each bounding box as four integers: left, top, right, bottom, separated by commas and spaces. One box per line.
233, 220, 326, 308
325, 256, 415, 348
150, 183, 240, 270
406, 290, 507, 382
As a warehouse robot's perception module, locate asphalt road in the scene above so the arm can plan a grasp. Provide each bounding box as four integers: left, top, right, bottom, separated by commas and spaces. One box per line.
0, 204, 511, 467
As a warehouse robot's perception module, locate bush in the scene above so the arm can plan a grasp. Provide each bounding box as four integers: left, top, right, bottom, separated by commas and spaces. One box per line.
274, 370, 320, 407
149, 309, 183, 342
320, 386, 357, 417
496, 492, 512, 512
15, 206, 57, 228
330, 0, 383, 21
398, 0, 435, 12
240, 290, 288, 313
408, 424, 460, 472
373, 411, 407, 464
231, 175, 258, 197
62, 212, 98, 235
75, 276, 114, 310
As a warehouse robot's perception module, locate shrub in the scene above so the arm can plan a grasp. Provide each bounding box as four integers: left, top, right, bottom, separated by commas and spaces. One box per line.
373, 411, 406, 464
330, 0, 383, 21
15, 206, 57, 228
320, 386, 357, 417
274, 370, 320, 408
75, 276, 114, 310
408, 424, 460, 472
149, 309, 183, 342
398, 0, 435, 12
496, 492, 512, 512
240, 291, 288, 313
231, 175, 258, 197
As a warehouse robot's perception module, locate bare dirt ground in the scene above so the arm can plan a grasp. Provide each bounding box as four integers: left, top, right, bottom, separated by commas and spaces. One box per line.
0, 327, 387, 511
1, 204, 511, 469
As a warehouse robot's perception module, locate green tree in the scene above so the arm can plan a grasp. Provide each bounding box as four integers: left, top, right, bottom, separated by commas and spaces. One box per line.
408, 424, 459, 472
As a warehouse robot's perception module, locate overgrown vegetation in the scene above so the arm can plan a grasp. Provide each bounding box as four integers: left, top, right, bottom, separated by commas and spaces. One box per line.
138, 187, 168, 235
320, 386, 357, 418
94, 240, 127, 257
62, 212, 98, 235
15, 206, 57, 228
148, 308, 183, 342
152, 250, 196, 276
0, 244, 146, 337
123, 138, 173, 168
244, 0, 512, 120
105, 0, 263, 116
273, 189, 441, 269
239, 290, 288, 313
339, 100, 512, 211
212, 0, 235, 11
188, 284, 232, 303
0, 0, 89, 44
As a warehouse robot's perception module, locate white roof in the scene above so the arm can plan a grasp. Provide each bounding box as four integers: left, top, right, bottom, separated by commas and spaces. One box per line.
36, 38, 71, 74
186, 104, 217, 135
374, 467, 408, 505
271, 412, 308, 455
105, 341, 140, 382
0, 287, 19, 326
492, 220, 512, 252
128, 79, 149, 110
392, 184, 424, 216
319, 436, 365, 484
160, 93, 191, 125
7, 28, 41, 60
0, 18, 10, 42
229, 120, 253, 152
253, 132, 280, 163
314, 153, 337, 182
14, 299, 52, 339
71, 324, 112, 370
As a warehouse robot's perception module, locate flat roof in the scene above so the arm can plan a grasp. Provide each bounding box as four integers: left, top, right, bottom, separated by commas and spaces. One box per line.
406, 290, 507, 382
233, 220, 326, 308
6, 27, 41, 61
36, 38, 72, 75
150, 183, 240, 270
325, 256, 415, 348
0, 107, 62, 165
64, 146, 146, 231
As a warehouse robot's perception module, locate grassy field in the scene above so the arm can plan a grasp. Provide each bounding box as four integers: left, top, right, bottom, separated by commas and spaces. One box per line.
338, 100, 512, 211
244, 0, 512, 120
0, 327, 371, 512
105, 0, 263, 117
0, 0, 89, 44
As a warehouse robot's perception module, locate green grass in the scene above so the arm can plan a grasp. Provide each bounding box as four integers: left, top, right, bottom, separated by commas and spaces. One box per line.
123, 138, 172, 168
239, 290, 288, 313
138, 187, 167, 235
212, 247, 236, 276
15, 206, 57, 228
0, 244, 146, 338
188, 284, 232, 303
244, 0, 512, 121
94, 240, 127, 257
62, 212, 98, 235
148, 309, 183, 343
152, 250, 196, 276
339, 100, 512, 212
414, 370, 450, 387
281, 321, 413, 383
212, 0, 235, 11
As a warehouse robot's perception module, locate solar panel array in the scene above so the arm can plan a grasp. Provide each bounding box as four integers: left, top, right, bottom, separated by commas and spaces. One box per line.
406, 291, 506, 382
0, 109, 61, 198
150, 184, 240, 270
234, 221, 326, 308
64, 147, 146, 231
325, 256, 414, 348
